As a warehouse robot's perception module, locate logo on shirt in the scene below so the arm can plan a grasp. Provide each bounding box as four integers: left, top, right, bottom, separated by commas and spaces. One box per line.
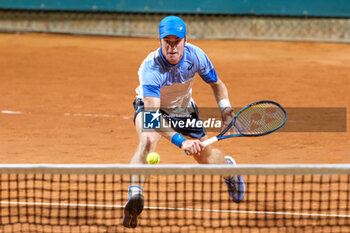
187, 63, 194, 71
143, 110, 161, 129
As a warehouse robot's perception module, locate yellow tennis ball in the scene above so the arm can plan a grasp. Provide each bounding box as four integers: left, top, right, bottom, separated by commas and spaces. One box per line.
146, 152, 160, 164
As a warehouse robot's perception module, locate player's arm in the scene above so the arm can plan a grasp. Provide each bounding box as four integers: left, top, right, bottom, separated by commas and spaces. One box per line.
209, 79, 235, 132
193, 45, 234, 130
143, 96, 204, 155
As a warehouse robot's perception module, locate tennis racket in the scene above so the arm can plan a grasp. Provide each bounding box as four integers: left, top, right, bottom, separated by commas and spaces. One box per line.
185, 100, 287, 154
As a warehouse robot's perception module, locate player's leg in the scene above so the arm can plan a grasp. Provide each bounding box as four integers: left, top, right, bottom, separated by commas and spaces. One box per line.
192, 138, 245, 203
224, 155, 245, 203
129, 99, 162, 191
179, 103, 245, 203
191, 135, 226, 164
129, 112, 161, 193
123, 100, 162, 228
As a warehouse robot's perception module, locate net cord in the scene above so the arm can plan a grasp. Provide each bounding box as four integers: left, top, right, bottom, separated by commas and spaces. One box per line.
0, 164, 349, 175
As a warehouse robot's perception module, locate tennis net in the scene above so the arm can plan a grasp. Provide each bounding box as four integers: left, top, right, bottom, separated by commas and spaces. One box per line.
0, 164, 349, 233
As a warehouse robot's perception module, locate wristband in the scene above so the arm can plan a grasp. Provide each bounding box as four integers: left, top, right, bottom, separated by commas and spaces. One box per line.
171, 133, 186, 148
218, 99, 231, 111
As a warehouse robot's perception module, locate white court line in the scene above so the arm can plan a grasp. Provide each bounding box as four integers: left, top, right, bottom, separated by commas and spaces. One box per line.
1, 109, 127, 118
63, 113, 118, 118
146, 206, 350, 218
1, 201, 122, 208
1, 201, 349, 218
1, 110, 22, 114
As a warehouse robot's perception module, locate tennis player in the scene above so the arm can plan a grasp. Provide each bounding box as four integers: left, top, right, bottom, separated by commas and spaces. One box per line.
123, 16, 245, 228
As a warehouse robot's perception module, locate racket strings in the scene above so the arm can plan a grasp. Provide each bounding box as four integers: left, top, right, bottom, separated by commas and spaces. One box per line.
234, 103, 286, 135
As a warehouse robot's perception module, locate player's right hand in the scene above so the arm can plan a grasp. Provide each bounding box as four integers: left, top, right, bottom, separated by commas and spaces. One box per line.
181, 139, 205, 155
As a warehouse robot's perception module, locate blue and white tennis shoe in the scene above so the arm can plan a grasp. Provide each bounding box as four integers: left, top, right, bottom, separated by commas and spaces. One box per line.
123, 192, 144, 228
224, 156, 245, 203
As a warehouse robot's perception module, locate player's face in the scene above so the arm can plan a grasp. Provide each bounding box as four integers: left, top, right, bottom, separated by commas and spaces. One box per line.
160, 35, 186, 65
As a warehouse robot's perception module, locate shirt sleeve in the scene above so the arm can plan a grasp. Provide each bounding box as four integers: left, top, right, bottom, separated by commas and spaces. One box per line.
138, 61, 162, 98
195, 46, 218, 83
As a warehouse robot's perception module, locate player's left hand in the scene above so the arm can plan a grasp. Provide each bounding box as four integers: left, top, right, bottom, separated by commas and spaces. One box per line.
220, 107, 235, 133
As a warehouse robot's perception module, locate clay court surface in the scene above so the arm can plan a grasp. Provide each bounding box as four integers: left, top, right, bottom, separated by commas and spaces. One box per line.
0, 33, 350, 233
0, 33, 349, 165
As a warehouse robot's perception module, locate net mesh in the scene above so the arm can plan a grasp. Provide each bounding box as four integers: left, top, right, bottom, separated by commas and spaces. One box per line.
0, 164, 349, 233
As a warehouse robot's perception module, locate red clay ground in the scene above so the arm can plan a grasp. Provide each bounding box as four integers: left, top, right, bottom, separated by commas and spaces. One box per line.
0, 33, 349, 164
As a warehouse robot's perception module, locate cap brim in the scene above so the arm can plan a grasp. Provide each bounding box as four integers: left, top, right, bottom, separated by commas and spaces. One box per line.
160, 32, 185, 39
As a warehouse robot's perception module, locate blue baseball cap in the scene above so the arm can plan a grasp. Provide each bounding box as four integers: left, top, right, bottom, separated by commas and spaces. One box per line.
159, 16, 186, 39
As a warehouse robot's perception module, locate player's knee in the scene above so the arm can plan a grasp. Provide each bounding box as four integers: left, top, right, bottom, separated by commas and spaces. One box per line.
193, 145, 220, 164
139, 134, 158, 154
193, 149, 210, 164
145, 135, 157, 149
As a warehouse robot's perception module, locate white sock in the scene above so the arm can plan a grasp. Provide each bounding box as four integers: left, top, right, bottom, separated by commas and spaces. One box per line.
129, 186, 142, 197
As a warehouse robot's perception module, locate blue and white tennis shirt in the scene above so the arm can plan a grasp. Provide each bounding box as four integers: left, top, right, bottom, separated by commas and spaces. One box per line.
136, 43, 218, 116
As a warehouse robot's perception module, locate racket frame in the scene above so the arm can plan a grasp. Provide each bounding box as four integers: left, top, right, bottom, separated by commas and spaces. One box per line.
203, 100, 287, 146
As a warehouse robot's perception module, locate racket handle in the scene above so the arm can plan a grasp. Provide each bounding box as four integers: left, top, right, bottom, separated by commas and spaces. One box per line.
184, 137, 218, 156
202, 136, 218, 146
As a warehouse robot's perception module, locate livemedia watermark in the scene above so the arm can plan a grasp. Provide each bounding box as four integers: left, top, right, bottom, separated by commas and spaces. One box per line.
143, 110, 221, 130
141, 107, 346, 133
